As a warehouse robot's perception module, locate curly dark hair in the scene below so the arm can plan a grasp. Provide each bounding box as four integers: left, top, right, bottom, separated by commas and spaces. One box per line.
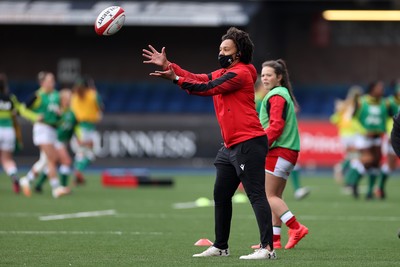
221, 27, 254, 64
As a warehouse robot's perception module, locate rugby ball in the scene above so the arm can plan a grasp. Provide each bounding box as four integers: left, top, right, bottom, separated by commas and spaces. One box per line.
94, 6, 125, 36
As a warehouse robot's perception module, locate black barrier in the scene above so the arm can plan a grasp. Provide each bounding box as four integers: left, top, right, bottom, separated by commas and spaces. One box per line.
16, 114, 222, 168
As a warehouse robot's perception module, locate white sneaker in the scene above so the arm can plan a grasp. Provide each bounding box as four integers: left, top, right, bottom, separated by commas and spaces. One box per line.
19, 177, 31, 197
193, 246, 230, 257
294, 187, 310, 200
240, 248, 277, 260
52, 186, 71, 198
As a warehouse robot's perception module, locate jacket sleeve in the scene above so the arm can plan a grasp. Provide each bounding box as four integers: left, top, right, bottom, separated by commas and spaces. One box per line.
176, 70, 243, 97
170, 63, 211, 82
265, 95, 286, 147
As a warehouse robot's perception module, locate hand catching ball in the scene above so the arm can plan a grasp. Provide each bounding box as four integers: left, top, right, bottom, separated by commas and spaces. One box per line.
94, 6, 125, 36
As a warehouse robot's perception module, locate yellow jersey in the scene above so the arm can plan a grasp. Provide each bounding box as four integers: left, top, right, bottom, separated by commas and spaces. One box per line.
71, 88, 102, 123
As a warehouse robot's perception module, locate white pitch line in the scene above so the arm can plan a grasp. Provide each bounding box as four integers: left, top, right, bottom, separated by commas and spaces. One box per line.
0, 231, 163, 235
173, 202, 199, 209
300, 215, 400, 222
39, 209, 116, 221
172, 201, 216, 209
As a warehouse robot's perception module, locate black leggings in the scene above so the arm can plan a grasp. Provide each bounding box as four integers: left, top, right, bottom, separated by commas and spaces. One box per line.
212, 135, 273, 250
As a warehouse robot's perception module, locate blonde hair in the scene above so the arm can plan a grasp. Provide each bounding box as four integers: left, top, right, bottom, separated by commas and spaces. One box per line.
335, 85, 363, 112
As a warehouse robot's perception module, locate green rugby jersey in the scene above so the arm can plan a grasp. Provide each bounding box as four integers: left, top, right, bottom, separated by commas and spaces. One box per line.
28, 88, 60, 126
57, 108, 78, 142
0, 93, 14, 127
259, 86, 300, 151
387, 95, 400, 116
355, 95, 388, 134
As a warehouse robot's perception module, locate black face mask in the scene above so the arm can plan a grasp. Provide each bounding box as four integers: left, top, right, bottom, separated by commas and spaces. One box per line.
218, 54, 234, 69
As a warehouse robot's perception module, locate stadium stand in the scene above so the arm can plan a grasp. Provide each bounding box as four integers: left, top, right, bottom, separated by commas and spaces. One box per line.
9, 80, 372, 117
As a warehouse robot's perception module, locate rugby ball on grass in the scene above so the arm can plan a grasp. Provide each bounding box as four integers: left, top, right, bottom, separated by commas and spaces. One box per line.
95, 6, 125, 36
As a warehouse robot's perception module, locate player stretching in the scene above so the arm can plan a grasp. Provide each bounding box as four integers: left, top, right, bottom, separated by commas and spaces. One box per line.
256, 59, 308, 249
35, 88, 77, 192
19, 71, 68, 198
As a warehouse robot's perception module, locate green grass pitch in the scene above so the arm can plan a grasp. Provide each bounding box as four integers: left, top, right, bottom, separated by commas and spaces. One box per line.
0, 171, 399, 266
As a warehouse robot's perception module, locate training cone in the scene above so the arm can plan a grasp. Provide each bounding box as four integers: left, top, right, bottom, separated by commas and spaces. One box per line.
194, 238, 213, 246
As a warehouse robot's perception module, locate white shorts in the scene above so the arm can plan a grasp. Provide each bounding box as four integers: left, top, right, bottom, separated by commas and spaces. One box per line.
76, 128, 96, 143
33, 123, 57, 146
354, 135, 382, 150
340, 134, 359, 149
0, 126, 15, 151
265, 156, 295, 180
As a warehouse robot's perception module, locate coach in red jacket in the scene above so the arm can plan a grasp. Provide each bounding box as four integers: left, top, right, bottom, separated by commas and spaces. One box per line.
143, 27, 275, 260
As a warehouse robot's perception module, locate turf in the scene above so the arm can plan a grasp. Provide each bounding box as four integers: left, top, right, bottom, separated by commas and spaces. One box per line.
0, 171, 399, 266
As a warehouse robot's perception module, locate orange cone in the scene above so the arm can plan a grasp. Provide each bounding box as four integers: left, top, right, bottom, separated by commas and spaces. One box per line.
194, 238, 213, 246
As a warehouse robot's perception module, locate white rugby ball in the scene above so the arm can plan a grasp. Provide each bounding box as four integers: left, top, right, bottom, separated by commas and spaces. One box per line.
94, 6, 125, 36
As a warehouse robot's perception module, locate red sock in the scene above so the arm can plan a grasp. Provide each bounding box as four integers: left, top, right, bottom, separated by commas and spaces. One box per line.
286, 216, 300, 229
273, 234, 280, 242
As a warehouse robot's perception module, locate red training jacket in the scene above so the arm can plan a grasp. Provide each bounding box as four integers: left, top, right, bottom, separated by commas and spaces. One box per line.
171, 62, 266, 148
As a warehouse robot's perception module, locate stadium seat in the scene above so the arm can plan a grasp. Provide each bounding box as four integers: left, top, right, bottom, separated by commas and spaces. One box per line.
8, 80, 368, 117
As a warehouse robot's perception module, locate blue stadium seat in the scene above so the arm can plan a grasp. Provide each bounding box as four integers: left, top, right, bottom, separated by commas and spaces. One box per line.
7, 80, 361, 117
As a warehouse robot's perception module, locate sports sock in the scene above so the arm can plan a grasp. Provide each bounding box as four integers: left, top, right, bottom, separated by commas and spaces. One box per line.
49, 178, 60, 189
281, 211, 300, 229
379, 163, 390, 190
26, 170, 35, 181
379, 173, 388, 190
367, 169, 379, 196
6, 167, 19, 182
344, 167, 361, 186
273, 226, 281, 242
35, 172, 48, 189
345, 159, 365, 186
59, 165, 71, 187
74, 158, 91, 172
290, 169, 300, 191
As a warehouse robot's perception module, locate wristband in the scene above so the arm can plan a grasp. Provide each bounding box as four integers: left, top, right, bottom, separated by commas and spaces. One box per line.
173, 75, 180, 84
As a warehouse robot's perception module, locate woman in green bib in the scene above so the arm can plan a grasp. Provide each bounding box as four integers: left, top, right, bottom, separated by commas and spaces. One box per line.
256, 59, 308, 250
19, 71, 69, 198
345, 81, 389, 199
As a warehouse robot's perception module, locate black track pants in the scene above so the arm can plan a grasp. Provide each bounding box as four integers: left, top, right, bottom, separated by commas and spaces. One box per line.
212, 135, 273, 250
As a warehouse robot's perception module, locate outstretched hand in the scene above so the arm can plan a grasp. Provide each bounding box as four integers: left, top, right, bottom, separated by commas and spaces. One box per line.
149, 64, 177, 81
142, 45, 169, 70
